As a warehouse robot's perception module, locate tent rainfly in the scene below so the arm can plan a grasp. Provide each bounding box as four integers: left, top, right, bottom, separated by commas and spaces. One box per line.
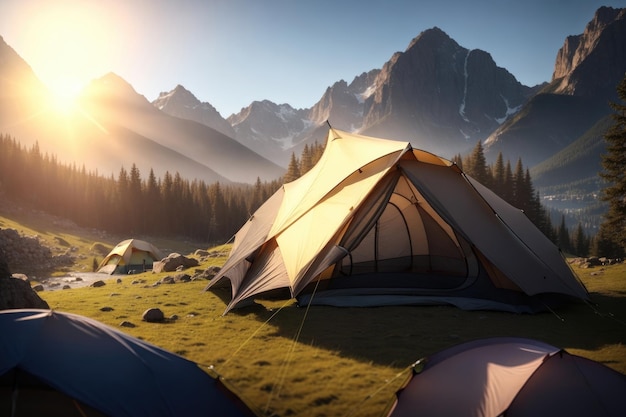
0, 309, 258, 417
385, 337, 626, 417
97, 239, 164, 275
206, 128, 589, 314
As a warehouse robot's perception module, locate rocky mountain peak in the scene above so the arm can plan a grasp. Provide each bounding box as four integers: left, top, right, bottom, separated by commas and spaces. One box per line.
360, 26, 532, 157
152, 84, 235, 138
80, 72, 151, 109
308, 70, 380, 131
552, 6, 626, 98
406, 26, 454, 50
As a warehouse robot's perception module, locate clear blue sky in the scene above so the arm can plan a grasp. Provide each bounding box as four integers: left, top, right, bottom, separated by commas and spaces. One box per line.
1, 0, 625, 117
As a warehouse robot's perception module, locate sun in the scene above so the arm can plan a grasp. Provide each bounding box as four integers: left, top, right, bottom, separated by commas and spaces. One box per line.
14, 1, 117, 115
47, 79, 83, 116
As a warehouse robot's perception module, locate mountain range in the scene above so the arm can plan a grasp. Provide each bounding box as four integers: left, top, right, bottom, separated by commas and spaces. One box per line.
1, 7, 624, 211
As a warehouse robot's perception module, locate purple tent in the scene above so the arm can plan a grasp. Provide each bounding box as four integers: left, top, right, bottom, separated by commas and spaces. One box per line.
0, 309, 257, 417
387, 337, 626, 417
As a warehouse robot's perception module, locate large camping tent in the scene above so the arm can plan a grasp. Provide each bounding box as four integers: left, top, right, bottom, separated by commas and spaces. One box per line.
206, 128, 589, 314
385, 337, 626, 417
0, 309, 258, 417
97, 239, 164, 274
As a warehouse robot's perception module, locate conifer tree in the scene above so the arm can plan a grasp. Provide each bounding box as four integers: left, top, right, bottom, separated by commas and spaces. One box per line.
502, 160, 514, 204
512, 158, 530, 210
300, 144, 314, 174
491, 152, 505, 197
557, 215, 571, 253
465, 140, 491, 187
573, 222, 589, 257
598, 74, 626, 257
284, 152, 300, 183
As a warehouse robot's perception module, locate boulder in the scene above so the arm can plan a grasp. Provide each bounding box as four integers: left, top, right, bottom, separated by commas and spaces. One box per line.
0, 277, 50, 309
193, 266, 221, 281
142, 308, 165, 323
0, 246, 49, 309
152, 253, 199, 273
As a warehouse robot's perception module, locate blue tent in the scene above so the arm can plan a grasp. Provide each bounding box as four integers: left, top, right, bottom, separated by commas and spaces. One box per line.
0, 309, 257, 417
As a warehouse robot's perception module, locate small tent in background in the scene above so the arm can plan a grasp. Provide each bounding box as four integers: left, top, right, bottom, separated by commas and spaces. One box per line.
206, 128, 589, 314
385, 337, 626, 417
0, 309, 259, 417
97, 239, 164, 274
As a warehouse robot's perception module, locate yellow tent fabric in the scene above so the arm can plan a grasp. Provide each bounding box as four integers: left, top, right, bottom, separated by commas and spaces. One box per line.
97, 239, 164, 275
206, 129, 589, 314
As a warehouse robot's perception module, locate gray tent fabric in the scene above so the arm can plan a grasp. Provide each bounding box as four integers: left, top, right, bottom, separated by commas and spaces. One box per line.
0, 309, 258, 417
207, 129, 589, 314
386, 337, 626, 417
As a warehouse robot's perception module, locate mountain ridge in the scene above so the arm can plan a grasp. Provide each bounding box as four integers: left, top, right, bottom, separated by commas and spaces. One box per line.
1, 6, 624, 197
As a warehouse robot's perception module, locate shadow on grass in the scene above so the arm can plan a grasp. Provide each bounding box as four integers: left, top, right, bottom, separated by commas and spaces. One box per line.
221, 291, 626, 370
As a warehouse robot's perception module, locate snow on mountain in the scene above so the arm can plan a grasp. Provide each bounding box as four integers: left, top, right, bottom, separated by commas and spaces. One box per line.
152, 85, 236, 138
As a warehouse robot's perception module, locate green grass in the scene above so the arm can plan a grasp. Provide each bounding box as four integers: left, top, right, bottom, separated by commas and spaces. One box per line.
37, 262, 626, 417
3, 210, 626, 417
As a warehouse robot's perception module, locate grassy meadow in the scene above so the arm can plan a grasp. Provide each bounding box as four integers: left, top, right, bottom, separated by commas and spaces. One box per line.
2, 211, 626, 417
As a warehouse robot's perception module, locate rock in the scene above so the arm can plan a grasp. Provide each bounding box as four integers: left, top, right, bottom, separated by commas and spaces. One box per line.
11, 273, 29, 282
174, 273, 191, 283
142, 308, 165, 323
90, 242, 110, 256
32, 284, 44, 292
193, 266, 221, 281
0, 228, 75, 276
100, 306, 114, 312
120, 321, 136, 328
152, 253, 199, 273
90, 280, 106, 288
0, 248, 49, 309
0, 277, 50, 309
160, 276, 176, 284
54, 236, 70, 247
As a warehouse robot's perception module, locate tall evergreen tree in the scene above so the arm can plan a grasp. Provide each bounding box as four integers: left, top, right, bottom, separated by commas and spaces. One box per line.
491, 152, 505, 197
502, 160, 514, 204
284, 152, 300, 183
573, 222, 589, 257
557, 215, 571, 253
300, 144, 314, 174
512, 158, 531, 210
465, 140, 491, 187
598, 74, 626, 257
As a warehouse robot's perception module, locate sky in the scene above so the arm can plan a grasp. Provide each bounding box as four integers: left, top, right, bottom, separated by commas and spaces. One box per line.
1, 0, 625, 117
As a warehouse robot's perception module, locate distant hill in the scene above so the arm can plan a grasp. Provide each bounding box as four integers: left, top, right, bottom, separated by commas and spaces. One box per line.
530, 115, 613, 193
0, 41, 284, 184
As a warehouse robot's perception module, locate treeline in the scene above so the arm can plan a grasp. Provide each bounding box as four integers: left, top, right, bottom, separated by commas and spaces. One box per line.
0, 133, 594, 255
453, 141, 592, 256
0, 134, 281, 243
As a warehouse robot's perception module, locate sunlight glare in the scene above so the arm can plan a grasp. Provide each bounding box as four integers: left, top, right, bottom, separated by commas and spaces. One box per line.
17, 1, 116, 116
47, 79, 83, 116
